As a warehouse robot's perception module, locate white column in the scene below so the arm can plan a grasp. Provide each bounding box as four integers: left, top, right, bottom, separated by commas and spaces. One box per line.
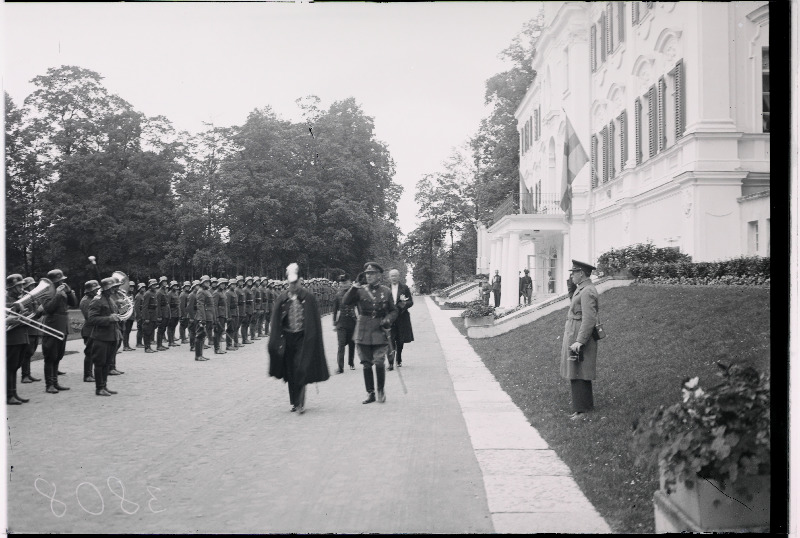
501, 232, 520, 308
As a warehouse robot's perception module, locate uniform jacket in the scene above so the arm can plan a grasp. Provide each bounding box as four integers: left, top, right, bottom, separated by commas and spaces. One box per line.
560, 278, 599, 381
179, 290, 190, 319
195, 288, 215, 322
254, 287, 263, 311
42, 285, 78, 336
134, 291, 144, 322
236, 287, 246, 314
156, 287, 170, 319
87, 293, 122, 342
268, 286, 330, 386
390, 282, 415, 344
80, 293, 96, 338
492, 275, 502, 291
521, 275, 533, 292
213, 289, 229, 319
244, 287, 254, 315
186, 290, 197, 320
226, 288, 239, 317
342, 283, 398, 346
6, 289, 29, 346
168, 290, 180, 318
142, 289, 159, 322
332, 287, 358, 331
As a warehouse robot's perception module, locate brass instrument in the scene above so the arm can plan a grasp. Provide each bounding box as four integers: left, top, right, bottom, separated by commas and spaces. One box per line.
111, 271, 134, 321
5, 278, 65, 340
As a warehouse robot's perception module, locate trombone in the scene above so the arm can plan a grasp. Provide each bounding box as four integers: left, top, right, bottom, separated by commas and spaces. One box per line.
5, 308, 65, 340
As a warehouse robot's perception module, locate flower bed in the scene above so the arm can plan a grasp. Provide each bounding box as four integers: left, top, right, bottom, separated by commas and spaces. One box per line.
459, 301, 496, 319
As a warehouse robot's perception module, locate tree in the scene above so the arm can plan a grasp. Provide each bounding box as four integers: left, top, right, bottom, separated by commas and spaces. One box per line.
402, 219, 448, 294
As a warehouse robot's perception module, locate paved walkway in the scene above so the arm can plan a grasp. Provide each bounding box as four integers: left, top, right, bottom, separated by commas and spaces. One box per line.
6, 298, 610, 533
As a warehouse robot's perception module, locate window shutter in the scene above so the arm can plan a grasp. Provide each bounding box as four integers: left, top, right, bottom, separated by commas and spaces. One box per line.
537, 106, 541, 138
591, 135, 598, 188
590, 25, 597, 72
618, 2, 625, 43
534, 109, 539, 140
648, 85, 657, 157
634, 98, 642, 164
675, 59, 685, 139
633, 2, 639, 25
619, 110, 628, 169
608, 121, 616, 179
657, 77, 665, 152
601, 126, 608, 184
600, 14, 607, 63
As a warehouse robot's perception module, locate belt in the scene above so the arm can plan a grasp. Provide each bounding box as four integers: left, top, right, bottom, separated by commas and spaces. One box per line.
246, 300, 254, 303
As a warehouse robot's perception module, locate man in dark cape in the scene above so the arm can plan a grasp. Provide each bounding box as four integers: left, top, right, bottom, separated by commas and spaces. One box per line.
267, 263, 329, 413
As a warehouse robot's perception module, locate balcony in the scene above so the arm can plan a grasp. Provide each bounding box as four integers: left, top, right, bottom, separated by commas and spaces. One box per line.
492, 192, 563, 223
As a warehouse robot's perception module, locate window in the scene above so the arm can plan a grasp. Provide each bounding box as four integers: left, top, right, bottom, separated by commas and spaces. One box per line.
632, 1, 652, 26
762, 47, 770, 133
747, 221, 759, 255
606, 3, 614, 54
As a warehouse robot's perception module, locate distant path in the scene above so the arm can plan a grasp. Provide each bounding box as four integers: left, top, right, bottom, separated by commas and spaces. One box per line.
7, 299, 493, 533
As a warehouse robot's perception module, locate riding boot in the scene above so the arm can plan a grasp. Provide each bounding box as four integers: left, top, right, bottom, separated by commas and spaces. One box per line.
376, 366, 386, 403
45, 364, 58, 393
362, 366, 376, 403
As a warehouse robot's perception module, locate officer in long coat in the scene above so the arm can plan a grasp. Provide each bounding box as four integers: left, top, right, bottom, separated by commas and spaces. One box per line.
491, 270, 502, 307
41, 268, 78, 392
267, 263, 329, 414
387, 269, 414, 370
133, 283, 145, 348
342, 262, 398, 404
560, 260, 600, 419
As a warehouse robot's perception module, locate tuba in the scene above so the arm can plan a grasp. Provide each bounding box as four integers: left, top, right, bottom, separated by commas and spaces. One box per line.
111, 271, 135, 321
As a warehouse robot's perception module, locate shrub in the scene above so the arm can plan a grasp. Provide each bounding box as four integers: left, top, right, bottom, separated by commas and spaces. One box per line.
632, 363, 770, 494
597, 243, 691, 274
628, 256, 770, 287
459, 301, 496, 319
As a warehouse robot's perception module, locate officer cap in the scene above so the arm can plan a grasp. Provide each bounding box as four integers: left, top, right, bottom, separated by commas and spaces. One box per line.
6, 274, 24, 289
84, 280, 101, 293
137, 283, 146, 290
100, 277, 118, 291
218, 278, 229, 285
148, 279, 158, 288
200, 275, 211, 283
22, 276, 36, 288
170, 280, 179, 287
159, 276, 168, 283
363, 262, 383, 273
47, 269, 67, 283
182, 281, 191, 288
569, 260, 596, 274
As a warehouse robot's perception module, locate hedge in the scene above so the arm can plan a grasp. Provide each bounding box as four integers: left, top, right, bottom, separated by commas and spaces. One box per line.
629, 256, 770, 286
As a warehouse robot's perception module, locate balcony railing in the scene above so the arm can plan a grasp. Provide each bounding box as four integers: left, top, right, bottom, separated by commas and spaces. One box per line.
492, 192, 562, 223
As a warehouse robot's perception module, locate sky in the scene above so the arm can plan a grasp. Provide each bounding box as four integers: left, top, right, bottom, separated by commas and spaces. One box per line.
2, 1, 541, 236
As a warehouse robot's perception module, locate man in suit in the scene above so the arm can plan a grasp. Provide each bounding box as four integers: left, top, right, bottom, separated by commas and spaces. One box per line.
341, 262, 398, 405
87, 277, 123, 396
492, 270, 502, 307
141, 279, 159, 353
155, 276, 170, 351
6, 274, 30, 404
387, 269, 414, 370
332, 274, 357, 373
80, 280, 101, 383
20, 276, 43, 384
41, 269, 78, 393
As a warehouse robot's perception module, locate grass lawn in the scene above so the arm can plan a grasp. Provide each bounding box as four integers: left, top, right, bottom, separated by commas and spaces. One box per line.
452, 284, 770, 533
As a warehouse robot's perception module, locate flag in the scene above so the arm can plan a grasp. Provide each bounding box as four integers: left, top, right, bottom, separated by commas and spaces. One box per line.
560, 113, 589, 224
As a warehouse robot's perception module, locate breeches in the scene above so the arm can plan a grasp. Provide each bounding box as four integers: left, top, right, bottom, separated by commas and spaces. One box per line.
357, 344, 388, 368
42, 335, 67, 365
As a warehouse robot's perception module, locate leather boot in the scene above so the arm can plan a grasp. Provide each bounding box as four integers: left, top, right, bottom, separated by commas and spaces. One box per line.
7, 394, 22, 405
45, 364, 58, 393
53, 380, 70, 391
362, 367, 375, 404
11, 391, 29, 403
376, 367, 386, 403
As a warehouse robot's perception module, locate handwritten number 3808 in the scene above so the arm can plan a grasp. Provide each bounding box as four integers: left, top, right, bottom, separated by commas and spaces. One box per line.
34, 477, 165, 517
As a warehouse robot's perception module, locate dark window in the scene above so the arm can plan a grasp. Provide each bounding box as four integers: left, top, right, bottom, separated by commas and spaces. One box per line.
762, 47, 769, 133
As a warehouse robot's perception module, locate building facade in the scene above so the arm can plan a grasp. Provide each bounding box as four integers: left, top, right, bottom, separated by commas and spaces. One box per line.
477, 1, 770, 308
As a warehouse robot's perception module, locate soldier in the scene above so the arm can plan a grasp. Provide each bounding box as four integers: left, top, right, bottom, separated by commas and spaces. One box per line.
252, 277, 263, 340
226, 276, 240, 351
6, 274, 30, 404
236, 275, 247, 345
210, 277, 222, 352
332, 274, 358, 373
80, 280, 101, 383
121, 281, 136, 351
186, 280, 200, 352
213, 278, 229, 355
241, 276, 254, 344
134, 282, 146, 348
41, 268, 78, 393
154, 276, 170, 351
341, 262, 398, 404
20, 276, 44, 384
178, 281, 191, 344
141, 279, 159, 353
87, 277, 123, 396
194, 275, 214, 361
168, 280, 181, 346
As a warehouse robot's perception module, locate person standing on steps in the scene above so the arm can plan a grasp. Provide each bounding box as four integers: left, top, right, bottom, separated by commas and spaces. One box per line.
491, 269, 502, 307
267, 263, 329, 414
341, 262, 398, 405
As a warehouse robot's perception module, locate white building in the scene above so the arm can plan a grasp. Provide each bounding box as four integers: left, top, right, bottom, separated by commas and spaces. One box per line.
477, 1, 770, 308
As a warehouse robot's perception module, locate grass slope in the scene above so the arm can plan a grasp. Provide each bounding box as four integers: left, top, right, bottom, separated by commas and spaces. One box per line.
455, 285, 770, 533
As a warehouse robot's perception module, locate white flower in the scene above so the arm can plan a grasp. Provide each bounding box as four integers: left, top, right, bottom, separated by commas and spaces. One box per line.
684, 377, 699, 389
